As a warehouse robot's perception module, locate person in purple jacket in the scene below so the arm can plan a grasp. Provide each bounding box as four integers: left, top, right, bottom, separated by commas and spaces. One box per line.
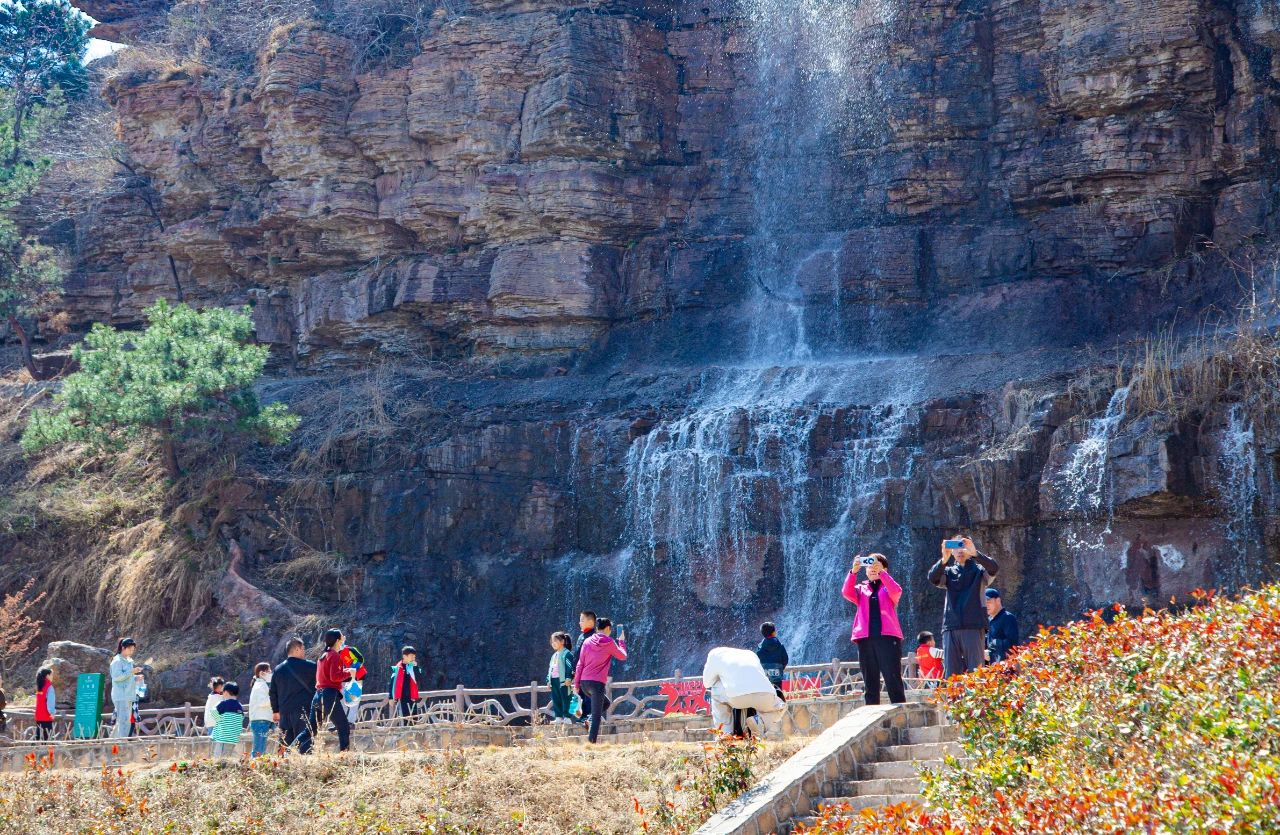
842, 552, 906, 705
572, 617, 628, 743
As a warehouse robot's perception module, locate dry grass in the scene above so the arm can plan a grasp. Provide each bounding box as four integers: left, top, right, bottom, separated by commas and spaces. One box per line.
0, 737, 809, 835
1120, 290, 1280, 421
0, 372, 247, 639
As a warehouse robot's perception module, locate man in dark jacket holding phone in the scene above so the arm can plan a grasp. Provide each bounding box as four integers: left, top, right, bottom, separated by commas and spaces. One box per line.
269, 636, 318, 753
928, 535, 1000, 678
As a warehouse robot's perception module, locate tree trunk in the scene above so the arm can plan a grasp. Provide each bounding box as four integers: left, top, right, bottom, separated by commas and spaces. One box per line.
158, 423, 182, 480
7, 315, 46, 381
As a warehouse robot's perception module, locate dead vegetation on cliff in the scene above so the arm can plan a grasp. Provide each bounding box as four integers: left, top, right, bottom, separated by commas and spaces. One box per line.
0, 372, 260, 643
1120, 284, 1280, 422
109, 0, 450, 85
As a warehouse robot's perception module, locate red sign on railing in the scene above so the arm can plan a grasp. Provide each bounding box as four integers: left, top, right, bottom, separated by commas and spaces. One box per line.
781, 674, 824, 699
659, 681, 709, 715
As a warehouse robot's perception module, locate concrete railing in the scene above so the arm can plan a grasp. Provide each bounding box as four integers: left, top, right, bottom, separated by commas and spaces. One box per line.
3, 656, 929, 740
695, 702, 939, 835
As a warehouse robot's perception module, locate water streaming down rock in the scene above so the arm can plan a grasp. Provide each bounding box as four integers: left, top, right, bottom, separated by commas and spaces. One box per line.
1053, 386, 1132, 552
591, 0, 913, 671
1219, 404, 1261, 580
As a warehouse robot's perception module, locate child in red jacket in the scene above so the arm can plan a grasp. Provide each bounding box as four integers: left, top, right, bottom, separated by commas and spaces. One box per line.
392, 646, 420, 721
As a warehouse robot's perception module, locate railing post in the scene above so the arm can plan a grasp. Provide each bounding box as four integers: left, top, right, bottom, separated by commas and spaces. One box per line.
529, 681, 539, 724
454, 684, 465, 724
830, 657, 840, 696
182, 702, 193, 737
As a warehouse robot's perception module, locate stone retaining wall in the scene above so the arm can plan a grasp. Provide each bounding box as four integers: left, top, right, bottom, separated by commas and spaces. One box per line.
694, 702, 938, 835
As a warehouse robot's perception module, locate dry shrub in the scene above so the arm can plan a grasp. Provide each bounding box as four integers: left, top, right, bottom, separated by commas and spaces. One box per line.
0, 375, 241, 636
1122, 289, 1280, 420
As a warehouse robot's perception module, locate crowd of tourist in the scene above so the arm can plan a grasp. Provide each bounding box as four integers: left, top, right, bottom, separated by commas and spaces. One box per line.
0, 533, 1021, 752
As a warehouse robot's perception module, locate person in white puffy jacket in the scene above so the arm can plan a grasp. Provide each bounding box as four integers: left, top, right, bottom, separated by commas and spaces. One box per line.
203, 677, 225, 734
702, 646, 787, 738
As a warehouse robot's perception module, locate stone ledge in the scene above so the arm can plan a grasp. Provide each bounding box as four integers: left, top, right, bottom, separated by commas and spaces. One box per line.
694, 702, 936, 835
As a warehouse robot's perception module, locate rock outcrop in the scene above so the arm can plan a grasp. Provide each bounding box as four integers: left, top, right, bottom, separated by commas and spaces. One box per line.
13, 0, 1280, 688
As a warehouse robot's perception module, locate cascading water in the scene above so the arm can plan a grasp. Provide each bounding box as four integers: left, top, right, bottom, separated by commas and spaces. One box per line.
595, 0, 911, 672
1218, 404, 1259, 573
1054, 386, 1131, 552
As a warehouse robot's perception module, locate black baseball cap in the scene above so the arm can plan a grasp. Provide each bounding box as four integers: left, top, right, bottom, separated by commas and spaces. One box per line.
984, 588, 1001, 599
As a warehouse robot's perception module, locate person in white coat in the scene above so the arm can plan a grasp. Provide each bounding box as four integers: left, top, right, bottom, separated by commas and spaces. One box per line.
702, 646, 787, 738
203, 677, 226, 735
108, 638, 142, 739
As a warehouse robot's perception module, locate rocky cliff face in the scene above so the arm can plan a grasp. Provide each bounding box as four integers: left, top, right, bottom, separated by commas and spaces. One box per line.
30, 0, 1280, 689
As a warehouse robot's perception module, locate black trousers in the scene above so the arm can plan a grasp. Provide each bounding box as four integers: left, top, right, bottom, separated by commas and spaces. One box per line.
36, 721, 52, 740
311, 688, 351, 751
397, 697, 418, 720
580, 680, 610, 743
856, 636, 906, 706
279, 705, 313, 753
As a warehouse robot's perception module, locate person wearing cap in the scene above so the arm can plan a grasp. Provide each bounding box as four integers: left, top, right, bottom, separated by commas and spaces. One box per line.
928, 535, 1000, 677
985, 588, 1019, 663
109, 638, 143, 739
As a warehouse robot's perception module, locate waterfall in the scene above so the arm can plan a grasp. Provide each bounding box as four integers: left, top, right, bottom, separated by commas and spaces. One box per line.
559, 0, 912, 673
1055, 386, 1131, 551
1220, 404, 1259, 568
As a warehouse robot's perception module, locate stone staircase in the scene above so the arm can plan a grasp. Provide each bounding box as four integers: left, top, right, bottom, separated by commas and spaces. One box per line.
778, 716, 960, 832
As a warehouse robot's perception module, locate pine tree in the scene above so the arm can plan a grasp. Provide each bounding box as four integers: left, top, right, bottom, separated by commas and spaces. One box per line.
22, 300, 300, 479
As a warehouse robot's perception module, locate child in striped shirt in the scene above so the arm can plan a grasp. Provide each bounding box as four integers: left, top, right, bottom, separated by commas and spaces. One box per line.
211, 681, 245, 757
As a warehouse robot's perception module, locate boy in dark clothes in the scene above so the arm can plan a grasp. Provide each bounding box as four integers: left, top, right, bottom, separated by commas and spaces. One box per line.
755, 622, 789, 697
572, 610, 596, 722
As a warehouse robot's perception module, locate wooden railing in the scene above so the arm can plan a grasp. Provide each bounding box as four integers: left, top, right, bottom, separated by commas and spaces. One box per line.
2, 656, 929, 742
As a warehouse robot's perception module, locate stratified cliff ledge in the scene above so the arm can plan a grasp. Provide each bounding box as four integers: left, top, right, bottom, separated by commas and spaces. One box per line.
20, 0, 1280, 690
66, 0, 1280, 366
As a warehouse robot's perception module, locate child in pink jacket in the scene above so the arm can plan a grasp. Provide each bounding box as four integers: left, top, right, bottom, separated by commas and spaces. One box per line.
842, 553, 906, 705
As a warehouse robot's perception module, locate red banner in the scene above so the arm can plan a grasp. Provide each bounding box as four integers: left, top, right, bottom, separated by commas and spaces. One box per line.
781, 673, 824, 698
659, 681, 709, 715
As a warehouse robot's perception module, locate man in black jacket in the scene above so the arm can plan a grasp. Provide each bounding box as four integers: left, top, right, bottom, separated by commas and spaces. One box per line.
269, 636, 318, 753
927, 535, 1000, 678
755, 622, 789, 697
984, 588, 1019, 663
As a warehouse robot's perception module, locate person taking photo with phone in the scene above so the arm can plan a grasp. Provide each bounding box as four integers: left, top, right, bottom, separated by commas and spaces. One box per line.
928, 535, 1000, 677
842, 552, 907, 705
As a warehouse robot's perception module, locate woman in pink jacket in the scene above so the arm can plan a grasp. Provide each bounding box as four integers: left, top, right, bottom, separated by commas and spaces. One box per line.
842, 552, 906, 705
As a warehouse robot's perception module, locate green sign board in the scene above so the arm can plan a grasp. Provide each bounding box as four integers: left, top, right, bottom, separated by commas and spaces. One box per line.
73, 673, 105, 739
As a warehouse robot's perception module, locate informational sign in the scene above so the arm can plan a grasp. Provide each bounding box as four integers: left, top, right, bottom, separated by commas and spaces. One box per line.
660, 680, 709, 715
73, 673, 105, 739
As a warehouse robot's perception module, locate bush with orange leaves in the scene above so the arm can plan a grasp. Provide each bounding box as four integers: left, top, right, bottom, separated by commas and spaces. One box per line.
798, 585, 1280, 835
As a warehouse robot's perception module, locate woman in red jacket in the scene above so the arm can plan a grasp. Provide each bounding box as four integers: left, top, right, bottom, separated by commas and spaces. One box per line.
311, 629, 356, 751
34, 667, 55, 740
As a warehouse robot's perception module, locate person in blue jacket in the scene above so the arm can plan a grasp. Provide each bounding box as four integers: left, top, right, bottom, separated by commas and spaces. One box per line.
985, 588, 1020, 663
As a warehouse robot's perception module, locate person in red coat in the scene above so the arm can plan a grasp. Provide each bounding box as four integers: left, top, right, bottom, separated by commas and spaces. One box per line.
34, 668, 55, 740
392, 646, 420, 721
311, 629, 356, 751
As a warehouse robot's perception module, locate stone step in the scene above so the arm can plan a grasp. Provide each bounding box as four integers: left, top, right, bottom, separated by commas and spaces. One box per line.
837, 775, 922, 796
824, 793, 924, 811
903, 724, 959, 744
860, 758, 943, 780
877, 740, 962, 762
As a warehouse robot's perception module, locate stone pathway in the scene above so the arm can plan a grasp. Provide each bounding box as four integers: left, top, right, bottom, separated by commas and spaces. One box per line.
778, 717, 960, 832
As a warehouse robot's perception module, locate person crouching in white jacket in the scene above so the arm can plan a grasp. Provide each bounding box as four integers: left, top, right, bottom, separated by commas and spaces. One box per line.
702, 646, 787, 738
